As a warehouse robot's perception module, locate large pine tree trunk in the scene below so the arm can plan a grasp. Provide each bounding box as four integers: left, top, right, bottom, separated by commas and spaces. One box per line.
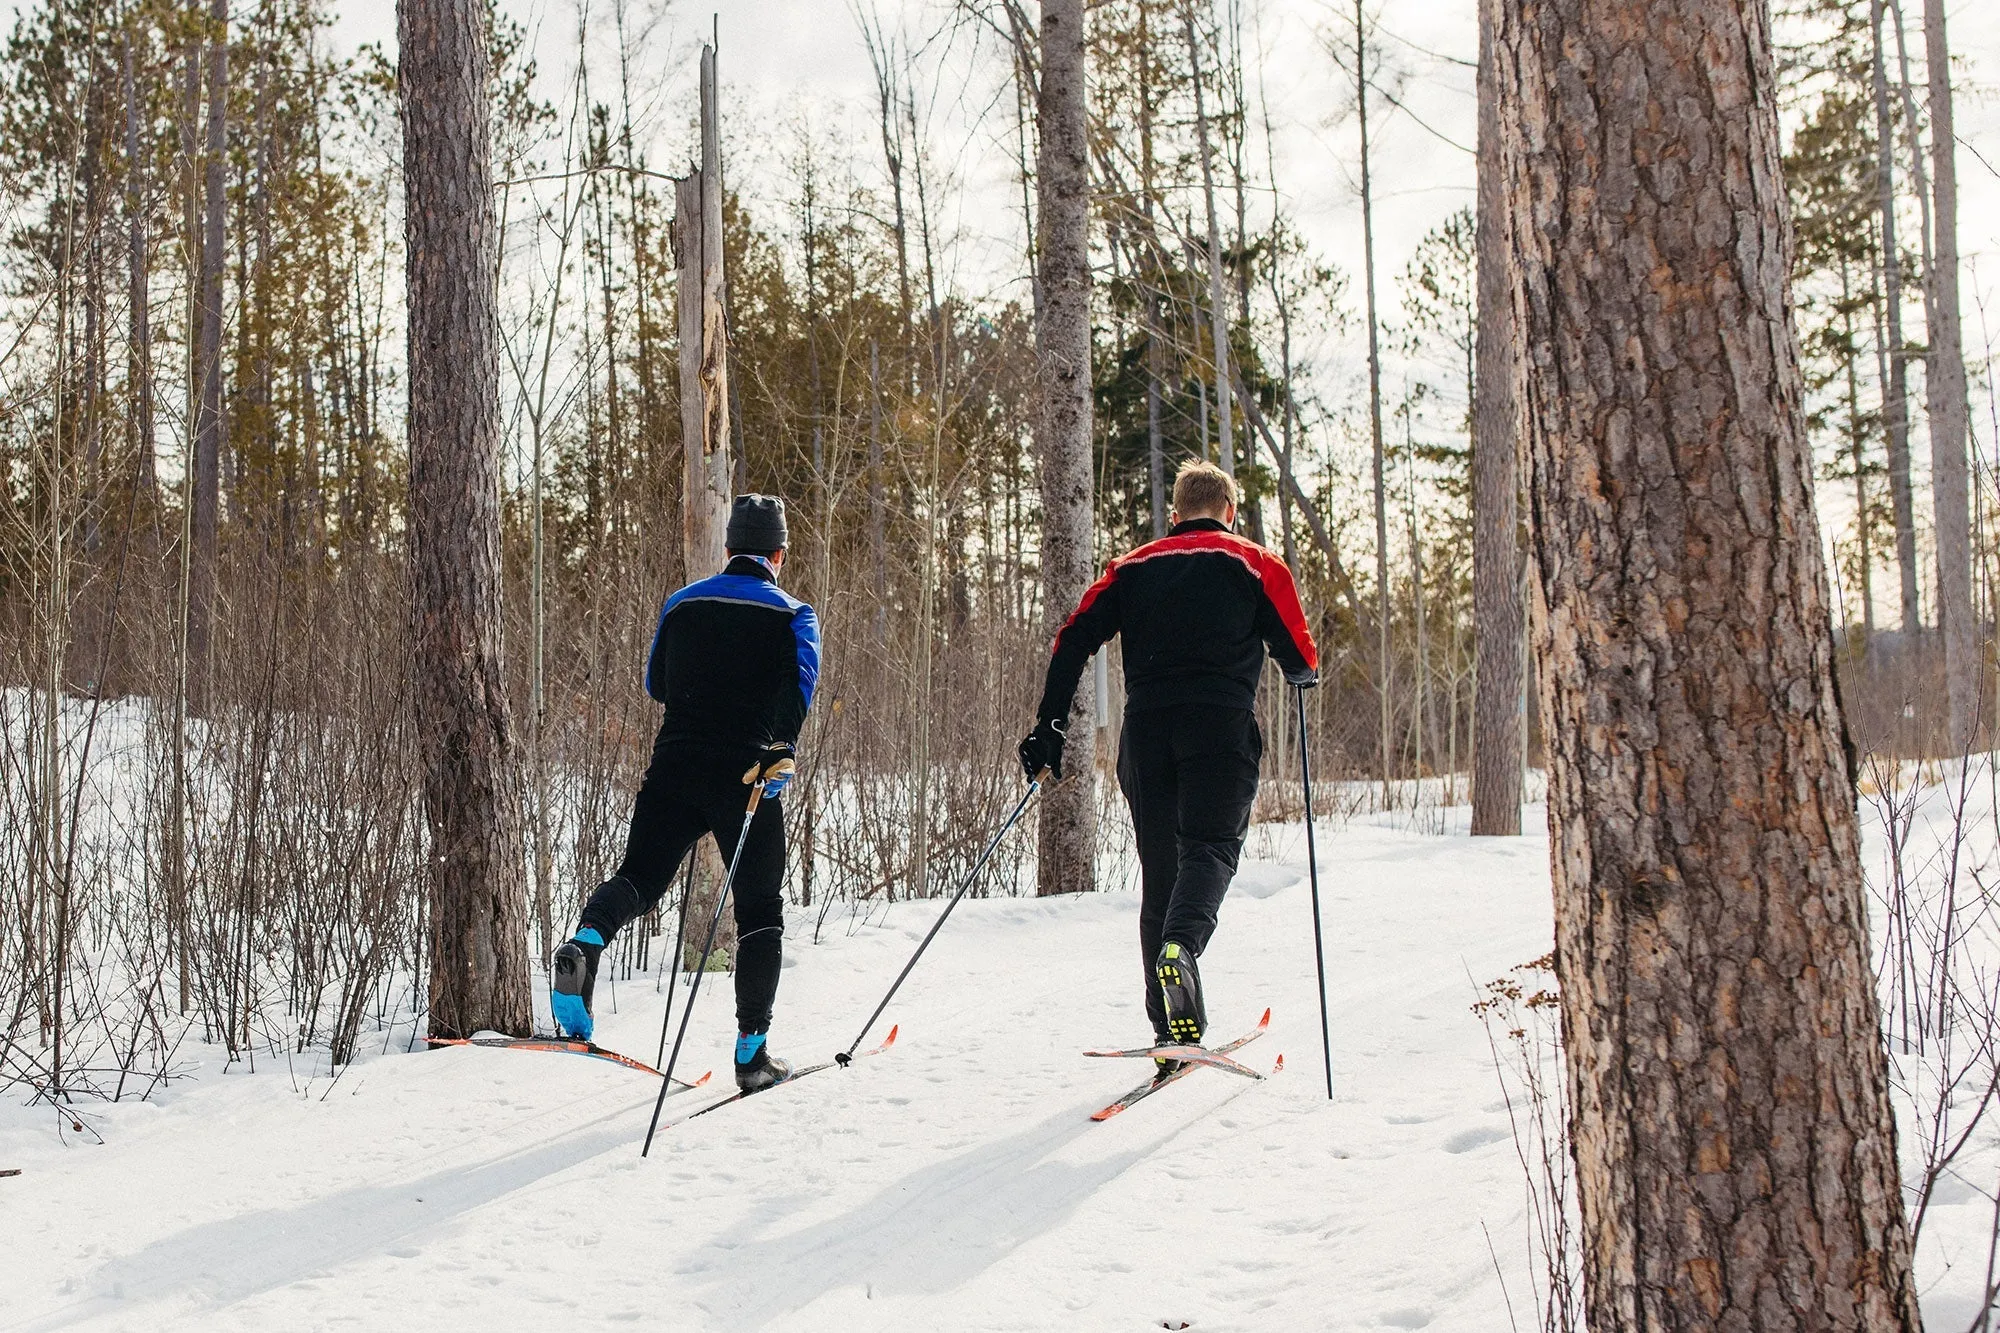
399, 0, 531, 1041
1494, 0, 1923, 1325
1469, 0, 1523, 838
1035, 0, 1097, 896
1924, 0, 1974, 751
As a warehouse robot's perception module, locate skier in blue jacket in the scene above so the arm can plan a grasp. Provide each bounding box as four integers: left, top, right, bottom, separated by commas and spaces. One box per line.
551, 494, 820, 1092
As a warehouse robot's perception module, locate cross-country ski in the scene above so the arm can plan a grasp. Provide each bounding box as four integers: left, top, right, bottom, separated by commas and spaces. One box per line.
1090, 1010, 1279, 1120
421, 1035, 712, 1088
1083, 1006, 1276, 1082
650, 1025, 901, 1137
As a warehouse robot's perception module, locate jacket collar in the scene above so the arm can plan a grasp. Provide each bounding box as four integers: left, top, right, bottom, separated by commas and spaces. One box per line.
1168, 517, 1230, 537
725, 554, 780, 583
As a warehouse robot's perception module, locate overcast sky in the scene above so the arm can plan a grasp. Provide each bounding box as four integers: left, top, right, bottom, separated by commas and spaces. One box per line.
336, 0, 1491, 304
10, 0, 1996, 444
314, 1, 1997, 280
305, 0, 2000, 442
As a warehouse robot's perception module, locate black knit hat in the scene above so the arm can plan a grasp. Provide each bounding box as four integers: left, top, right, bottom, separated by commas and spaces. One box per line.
725, 494, 788, 552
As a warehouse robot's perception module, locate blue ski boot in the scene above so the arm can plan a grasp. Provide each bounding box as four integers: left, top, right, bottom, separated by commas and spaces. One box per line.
734, 1032, 793, 1093
551, 928, 604, 1040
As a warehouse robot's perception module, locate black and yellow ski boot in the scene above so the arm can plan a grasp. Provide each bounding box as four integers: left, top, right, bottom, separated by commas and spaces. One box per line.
1151, 1020, 1185, 1082
1155, 941, 1207, 1049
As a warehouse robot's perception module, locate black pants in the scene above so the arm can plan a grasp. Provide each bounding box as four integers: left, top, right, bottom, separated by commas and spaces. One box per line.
578, 733, 786, 1034
1116, 703, 1262, 1033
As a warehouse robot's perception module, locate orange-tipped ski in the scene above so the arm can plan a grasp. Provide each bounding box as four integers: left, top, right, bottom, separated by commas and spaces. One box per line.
1088, 1009, 1273, 1121
650, 1023, 904, 1140
427, 1035, 710, 1089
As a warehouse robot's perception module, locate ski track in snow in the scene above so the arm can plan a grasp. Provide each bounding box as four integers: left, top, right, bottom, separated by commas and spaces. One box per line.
4, 806, 1993, 1330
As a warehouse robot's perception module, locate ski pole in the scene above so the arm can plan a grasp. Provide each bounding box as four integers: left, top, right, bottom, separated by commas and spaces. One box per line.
641, 757, 794, 1157
653, 859, 695, 1066
834, 776, 1043, 1066
1296, 684, 1334, 1100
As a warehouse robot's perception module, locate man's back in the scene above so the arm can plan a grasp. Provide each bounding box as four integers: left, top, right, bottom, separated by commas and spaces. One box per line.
1038, 517, 1317, 720
646, 556, 820, 754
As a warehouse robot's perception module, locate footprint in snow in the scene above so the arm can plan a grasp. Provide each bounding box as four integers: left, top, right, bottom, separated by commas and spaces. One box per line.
1442, 1125, 1510, 1154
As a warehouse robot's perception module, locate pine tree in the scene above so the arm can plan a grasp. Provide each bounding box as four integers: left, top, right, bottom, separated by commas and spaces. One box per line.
1497, 0, 1924, 1321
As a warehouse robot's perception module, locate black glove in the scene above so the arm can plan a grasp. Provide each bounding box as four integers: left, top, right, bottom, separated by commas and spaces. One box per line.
1283, 668, 1319, 690
744, 742, 797, 793
1018, 716, 1068, 782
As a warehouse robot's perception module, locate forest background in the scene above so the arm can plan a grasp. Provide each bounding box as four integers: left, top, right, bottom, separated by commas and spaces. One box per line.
3, 0, 1999, 1082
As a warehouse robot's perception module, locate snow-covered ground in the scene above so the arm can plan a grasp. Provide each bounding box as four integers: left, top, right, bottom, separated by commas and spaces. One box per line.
4, 794, 1996, 1330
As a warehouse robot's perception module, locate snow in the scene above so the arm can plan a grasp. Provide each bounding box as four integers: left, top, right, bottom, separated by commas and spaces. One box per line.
4, 793, 1996, 1330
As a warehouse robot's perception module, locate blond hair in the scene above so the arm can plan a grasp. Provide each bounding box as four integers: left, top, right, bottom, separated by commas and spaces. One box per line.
1172, 459, 1238, 519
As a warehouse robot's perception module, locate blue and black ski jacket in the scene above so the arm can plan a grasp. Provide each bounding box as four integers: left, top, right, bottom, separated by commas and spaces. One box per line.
645, 555, 821, 754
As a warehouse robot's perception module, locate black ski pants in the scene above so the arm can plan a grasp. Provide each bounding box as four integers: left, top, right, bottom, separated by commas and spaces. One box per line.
1116, 703, 1262, 1034
578, 732, 786, 1034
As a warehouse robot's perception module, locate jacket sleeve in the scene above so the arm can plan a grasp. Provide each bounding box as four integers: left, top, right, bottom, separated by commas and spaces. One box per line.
644, 600, 674, 703
1035, 563, 1122, 722
1251, 550, 1319, 685
770, 603, 822, 745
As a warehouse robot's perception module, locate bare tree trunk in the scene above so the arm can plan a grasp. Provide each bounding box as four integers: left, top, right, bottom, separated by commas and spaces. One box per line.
1924, 0, 1973, 749
1470, 0, 1522, 836
1036, 0, 1097, 896
861, 18, 914, 388
1871, 0, 1920, 637
1494, 0, 1924, 1323
190, 0, 227, 714
1140, 5, 1166, 541
676, 46, 730, 583
399, 0, 531, 1040
869, 337, 887, 645
124, 30, 157, 500
1185, 4, 1232, 483
674, 46, 735, 960
1353, 0, 1390, 802
1405, 415, 1427, 781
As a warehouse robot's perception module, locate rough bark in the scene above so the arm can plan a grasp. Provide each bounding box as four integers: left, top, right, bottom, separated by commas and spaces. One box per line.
1924, 0, 1973, 750
189, 0, 227, 713
672, 48, 735, 957
1871, 0, 1920, 636
676, 46, 731, 584
1471, 0, 1523, 837
399, 0, 532, 1040
1493, 0, 1924, 1326
1035, 0, 1097, 896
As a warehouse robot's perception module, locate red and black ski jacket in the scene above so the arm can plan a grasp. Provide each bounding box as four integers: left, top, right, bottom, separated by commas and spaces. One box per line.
1037, 518, 1319, 721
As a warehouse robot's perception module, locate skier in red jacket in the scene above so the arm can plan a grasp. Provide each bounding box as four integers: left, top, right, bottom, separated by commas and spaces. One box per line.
1020, 460, 1318, 1066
